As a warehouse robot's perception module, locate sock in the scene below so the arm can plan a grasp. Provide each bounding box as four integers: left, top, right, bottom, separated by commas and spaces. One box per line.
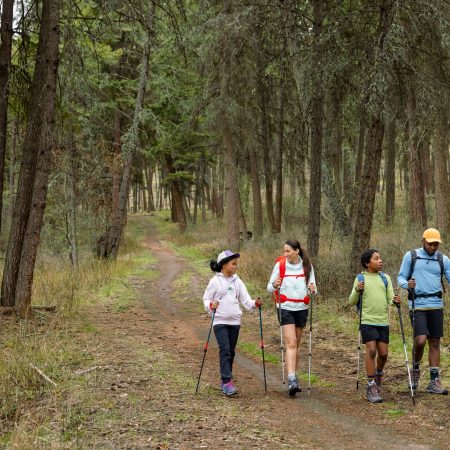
430, 367, 439, 381
288, 373, 296, 380
413, 362, 420, 371
367, 375, 375, 385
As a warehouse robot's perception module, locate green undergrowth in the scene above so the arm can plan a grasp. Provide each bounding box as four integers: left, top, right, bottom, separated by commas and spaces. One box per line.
237, 341, 279, 364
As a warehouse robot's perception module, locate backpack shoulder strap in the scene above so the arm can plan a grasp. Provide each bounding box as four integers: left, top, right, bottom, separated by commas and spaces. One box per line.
277, 256, 286, 279
378, 272, 388, 291
436, 251, 445, 292
436, 252, 444, 276
407, 249, 417, 280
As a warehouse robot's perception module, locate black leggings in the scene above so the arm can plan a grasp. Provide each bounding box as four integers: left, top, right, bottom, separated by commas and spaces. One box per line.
213, 324, 240, 383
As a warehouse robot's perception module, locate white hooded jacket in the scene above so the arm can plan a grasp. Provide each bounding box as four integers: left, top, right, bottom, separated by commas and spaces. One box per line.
203, 273, 256, 326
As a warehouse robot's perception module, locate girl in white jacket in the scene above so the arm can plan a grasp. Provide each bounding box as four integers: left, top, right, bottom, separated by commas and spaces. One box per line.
203, 250, 261, 396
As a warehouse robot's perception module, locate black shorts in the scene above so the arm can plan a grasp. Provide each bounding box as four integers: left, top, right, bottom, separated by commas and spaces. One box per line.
279, 308, 308, 328
409, 309, 443, 338
360, 325, 389, 344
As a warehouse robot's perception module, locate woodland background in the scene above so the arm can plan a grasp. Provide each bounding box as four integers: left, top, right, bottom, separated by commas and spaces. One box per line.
1, 1, 450, 446
0, 0, 449, 311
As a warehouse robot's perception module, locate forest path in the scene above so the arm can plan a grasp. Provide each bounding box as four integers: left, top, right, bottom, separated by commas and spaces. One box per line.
124, 215, 444, 450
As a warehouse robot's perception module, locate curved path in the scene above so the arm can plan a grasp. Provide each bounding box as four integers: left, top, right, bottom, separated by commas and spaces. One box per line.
139, 218, 440, 450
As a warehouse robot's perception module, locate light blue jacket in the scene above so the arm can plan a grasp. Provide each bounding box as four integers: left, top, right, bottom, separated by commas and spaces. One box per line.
397, 247, 450, 310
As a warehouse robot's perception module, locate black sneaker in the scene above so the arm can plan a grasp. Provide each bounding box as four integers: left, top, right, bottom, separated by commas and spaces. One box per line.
288, 377, 301, 396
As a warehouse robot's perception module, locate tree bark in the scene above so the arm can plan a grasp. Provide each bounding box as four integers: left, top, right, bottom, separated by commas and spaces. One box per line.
2, 0, 60, 314
350, 0, 394, 274
274, 63, 285, 233
0, 0, 15, 233
322, 161, 352, 236
66, 132, 78, 268
350, 116, 365, 225
407, 85, 427, 228
434, 116, 450, 234
257, 72, 276, 233
220, 0, 240, 250
307, 0, 324, 257
385, 120, 396, 224
248, 144, 263, 238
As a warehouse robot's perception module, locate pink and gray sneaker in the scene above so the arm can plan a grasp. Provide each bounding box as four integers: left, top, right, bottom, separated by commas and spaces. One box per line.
222, 380, 238, 396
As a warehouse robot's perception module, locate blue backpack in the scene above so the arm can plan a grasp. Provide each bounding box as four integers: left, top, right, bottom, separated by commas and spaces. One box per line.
356, 272, 388, 311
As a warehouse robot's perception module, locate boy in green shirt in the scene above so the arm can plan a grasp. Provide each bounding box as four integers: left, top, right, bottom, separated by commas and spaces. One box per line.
349, 249, 401, 403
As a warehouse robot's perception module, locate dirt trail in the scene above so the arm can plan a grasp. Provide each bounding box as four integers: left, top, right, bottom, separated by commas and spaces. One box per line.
137, 219, 445, 450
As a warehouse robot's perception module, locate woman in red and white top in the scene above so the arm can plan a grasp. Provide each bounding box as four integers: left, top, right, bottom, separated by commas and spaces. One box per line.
267, 240, 317, 396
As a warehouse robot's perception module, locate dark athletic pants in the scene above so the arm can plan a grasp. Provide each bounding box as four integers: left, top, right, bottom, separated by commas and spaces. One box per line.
213, 324, 240, 383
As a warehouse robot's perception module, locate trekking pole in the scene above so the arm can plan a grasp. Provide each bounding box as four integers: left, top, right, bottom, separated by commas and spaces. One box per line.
356, 289, 363, 390
409, 277, 416, 374
195, 308, 216, 394
276, 288, 286, 384
258, 300, 267, 393
396, 301, 415, 406
307, 289, 316, 396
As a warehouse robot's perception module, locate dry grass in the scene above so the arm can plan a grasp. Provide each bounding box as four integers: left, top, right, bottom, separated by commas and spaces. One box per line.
0, 227, 153, 445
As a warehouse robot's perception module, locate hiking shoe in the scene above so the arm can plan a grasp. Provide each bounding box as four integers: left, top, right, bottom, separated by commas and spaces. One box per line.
410, 368, 420, 390
288, 377, 301, 396
426, 378, 449, 395
222, 380, 237, 396
366, 381, 382, 403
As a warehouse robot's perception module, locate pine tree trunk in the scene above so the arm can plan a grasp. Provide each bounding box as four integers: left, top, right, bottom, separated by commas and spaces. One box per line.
350, 116, 365, 225
8, 119, 17, 221
407, 85, 427, 228
322, 161, 352, 236
385, 120, 396, 224
165, 154, 187, 232
145, 165, 155, 211
0, 0, 14, 233
434, 117, 450, 234
257, 74, 276, 233
351, 119, 385, 273
66, 132, 78, 269
307, 0, 324, 257
220, 0, 240, 250
275, 65, 285, 233
248, 144, 264, 238
4, 0, 60, 314
111, 109, 121, 218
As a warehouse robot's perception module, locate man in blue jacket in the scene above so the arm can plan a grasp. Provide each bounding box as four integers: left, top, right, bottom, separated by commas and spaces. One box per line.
398, 228, 450, 395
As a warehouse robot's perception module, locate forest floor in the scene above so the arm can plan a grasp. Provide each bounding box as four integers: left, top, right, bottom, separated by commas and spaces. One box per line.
2, 214, 449, 449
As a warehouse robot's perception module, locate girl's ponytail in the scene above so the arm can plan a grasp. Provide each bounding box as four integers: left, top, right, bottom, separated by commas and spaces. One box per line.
210, 260, 221, 272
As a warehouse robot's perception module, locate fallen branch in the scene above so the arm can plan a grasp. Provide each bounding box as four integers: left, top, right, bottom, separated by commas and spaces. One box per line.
29, 363, 57, 387
75, 366, 100, 375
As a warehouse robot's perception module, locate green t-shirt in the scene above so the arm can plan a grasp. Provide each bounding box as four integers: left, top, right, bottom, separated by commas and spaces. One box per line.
348, 271, 395, 326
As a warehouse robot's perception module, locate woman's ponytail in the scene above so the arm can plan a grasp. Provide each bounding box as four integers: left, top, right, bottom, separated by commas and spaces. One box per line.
285, 239, 312, 284
299, 247, 312, 285
210, 260, 221, 272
